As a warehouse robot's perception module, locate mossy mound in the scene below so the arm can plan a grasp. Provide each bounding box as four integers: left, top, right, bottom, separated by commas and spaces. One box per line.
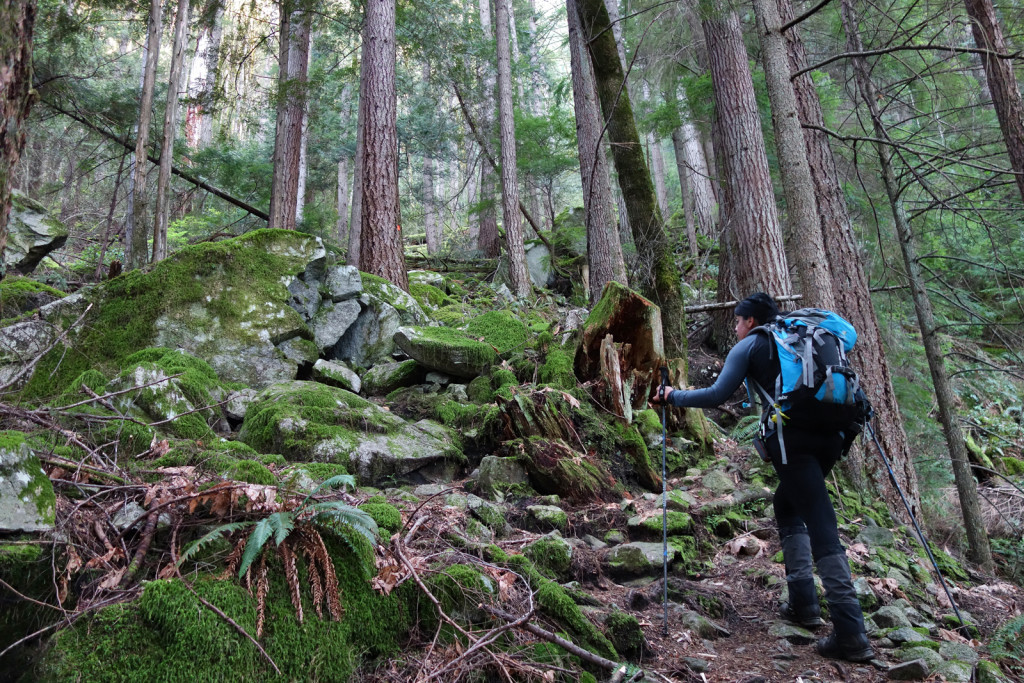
464, 310, 530, 355
151, 439, 284, 484
22, 229, 320, 400
359, 502, 403, 536
109, 348, 228, 441
408, 282, 453, 312
0, 275, 65, 318
239, 381, 463, 486
34, 536, 413, 682
538, 346, 576, 390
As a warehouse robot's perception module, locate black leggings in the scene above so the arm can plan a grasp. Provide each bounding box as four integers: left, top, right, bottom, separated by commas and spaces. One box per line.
767, 429, 846, 560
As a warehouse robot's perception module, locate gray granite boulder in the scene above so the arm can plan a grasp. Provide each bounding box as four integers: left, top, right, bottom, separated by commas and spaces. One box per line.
325, 266, 362, 302
312, 300, 362, 353
6, 193, 69, 274
476, 455, 530, 499
393, 326, 497, 379
0, 433, 55, 533
312, 359, 361, 393
606, 542, 680, 577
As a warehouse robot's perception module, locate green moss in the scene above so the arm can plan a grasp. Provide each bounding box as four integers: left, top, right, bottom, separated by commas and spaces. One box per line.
1002, 456, 1024, 476
465, 311, 530, 355
466, 376, 494, 403
642, 511, 693, 535
0, 275, 65, 317
433, 304, 472, 328
221, 459, 276, 485
22, 229, 318, 401
60, 369, 110, 399
297, 462, 350, 481
359, 503, 403, 535
150, 440, 284, 480
0, 429, 27, 451
408, 282, 452, 309
36, 535, 412, 682
604, 611, 645, 658
538, 347, 576, 390
491, 368, 517, 389
525, 535, 573, 580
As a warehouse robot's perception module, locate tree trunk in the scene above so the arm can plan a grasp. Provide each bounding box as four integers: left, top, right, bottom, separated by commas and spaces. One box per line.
348, 51, 366, 266
671, 127, 698, 259
777, 0, 918, 516
128, 0, 163, 270
358, 0, 407, 290
649, 134, 670, 220
495, 0, 531, 297
295, 36, 316, 226
421, 63, 439, 255
268, 0, 310, 231
963, 0, 1024, 203
751, 0, 832, 308
0, 0, 35, 274
703, 4, 790, 300
152, 0, 191, 264
186, 2, 224, 149
567, 0, 628, 302
842, 0, 992, 572
335, 85, 352, 245
576, 0, 687, 358
477, 0, 500, 257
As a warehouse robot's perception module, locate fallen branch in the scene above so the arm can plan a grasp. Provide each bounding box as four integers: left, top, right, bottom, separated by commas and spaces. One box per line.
684, 294, 803, 314
482, 604, 622, 672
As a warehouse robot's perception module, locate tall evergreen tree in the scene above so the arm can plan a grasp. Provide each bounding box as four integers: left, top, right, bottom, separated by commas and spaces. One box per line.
128, 0, 163, 269
0, 0, 35, 274
358, 0, 407, 290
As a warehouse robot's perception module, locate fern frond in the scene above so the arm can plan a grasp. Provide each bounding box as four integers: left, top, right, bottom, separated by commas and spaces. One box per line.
255, 555, 269, 639
301, 474, 357, 506
270, 511, 295, 547
729, 415, 762, 442
305, 525, 343, 621
239, 516, 276, 577
991, 614, 1024, 663
300, 532, 325, 619
178, 521, 255, 567
279, 541, 303, 624
309, 501, 379, 546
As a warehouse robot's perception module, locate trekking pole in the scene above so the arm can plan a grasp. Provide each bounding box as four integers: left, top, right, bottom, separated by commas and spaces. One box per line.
866, 421, 968, 633
660, 366, 669, 637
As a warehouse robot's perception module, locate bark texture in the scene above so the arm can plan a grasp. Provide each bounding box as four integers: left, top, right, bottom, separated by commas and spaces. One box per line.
777, 0, 917, 515
671, 127, 698, 259
358, 0, 407, 290
567, 0, 628, 302
335, 85, 352, 245
751, 0, 832, 309
477, 0, 500, 257
703, 5, 790, 300
153, 0, 191, 263
576, 0, 687, 358
268, 0, 310, 231
842, 0, 992, 572
963, 0, 1024, 202
128, 0, 163, 269
0, 0, 36, 274
495, 0, 531, 297
348, 51, 366, 266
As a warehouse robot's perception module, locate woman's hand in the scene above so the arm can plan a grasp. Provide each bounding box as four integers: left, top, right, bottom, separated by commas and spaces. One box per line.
650, 385, 675, 405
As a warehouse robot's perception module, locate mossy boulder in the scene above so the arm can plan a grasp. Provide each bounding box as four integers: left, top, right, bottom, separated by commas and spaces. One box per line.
312, 359, 361, 393
22, 230, 324, 399
464, 310, 530, 356
6, 192, 69, 274
393, 326, 497, 379
524, 531, 573, 580
108, 349, 225, 441
239, 381, 464, 486
604, 611, 646, 659
0, 431, 55, 532
361, 360, 422, 395
335, 273, 428, 369
606, 542, 680, 578
476, 455, 530, 499
0, 275, 65, 318
527, 504, 569, 531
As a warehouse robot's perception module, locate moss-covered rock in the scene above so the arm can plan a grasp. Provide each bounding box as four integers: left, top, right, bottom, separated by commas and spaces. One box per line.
362, 360, 422, 395
23, 229, 323, 399
393, 326, 497, 379
359, 502, 403, 536
0, 431, 55, 532
239, 381, 464, 486
604, 611, 646, 659
524, 532, 573, 580
0, 275, 65, 318
464, 310, 530, 355
7, 192, 69, 274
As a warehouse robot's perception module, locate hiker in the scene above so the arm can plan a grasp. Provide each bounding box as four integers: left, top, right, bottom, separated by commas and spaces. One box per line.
651, 292, 874, 663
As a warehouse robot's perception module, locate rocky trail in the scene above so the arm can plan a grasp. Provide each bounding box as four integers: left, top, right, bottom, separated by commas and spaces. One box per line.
0, 229, 1022, 682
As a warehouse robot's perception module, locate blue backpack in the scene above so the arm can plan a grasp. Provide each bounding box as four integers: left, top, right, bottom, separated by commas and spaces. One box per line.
748, 308, 871, 462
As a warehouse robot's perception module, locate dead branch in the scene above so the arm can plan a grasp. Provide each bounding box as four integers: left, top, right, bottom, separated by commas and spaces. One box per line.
0, 303, 94, 393
683, 294, 803, 314
120, 510, 159, 588
482, 604, 622, 672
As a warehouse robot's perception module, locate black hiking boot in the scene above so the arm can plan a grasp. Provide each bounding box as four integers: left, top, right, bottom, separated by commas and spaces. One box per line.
779, 600, 824, 629
816, 632, 875, 662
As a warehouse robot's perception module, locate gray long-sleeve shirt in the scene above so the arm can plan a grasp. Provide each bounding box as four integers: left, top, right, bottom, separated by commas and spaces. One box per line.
667, 333, 776, 409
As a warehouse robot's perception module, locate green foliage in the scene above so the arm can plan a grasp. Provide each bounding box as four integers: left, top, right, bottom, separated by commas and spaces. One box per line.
989, 614, 1024, 667
538, 347, 576, 390
465, 310, 530, 355
0, 275, 65, 318
358, 502, 403, 536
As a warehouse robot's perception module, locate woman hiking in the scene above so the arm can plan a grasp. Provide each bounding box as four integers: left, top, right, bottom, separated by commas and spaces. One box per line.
651, 292, 874, 663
